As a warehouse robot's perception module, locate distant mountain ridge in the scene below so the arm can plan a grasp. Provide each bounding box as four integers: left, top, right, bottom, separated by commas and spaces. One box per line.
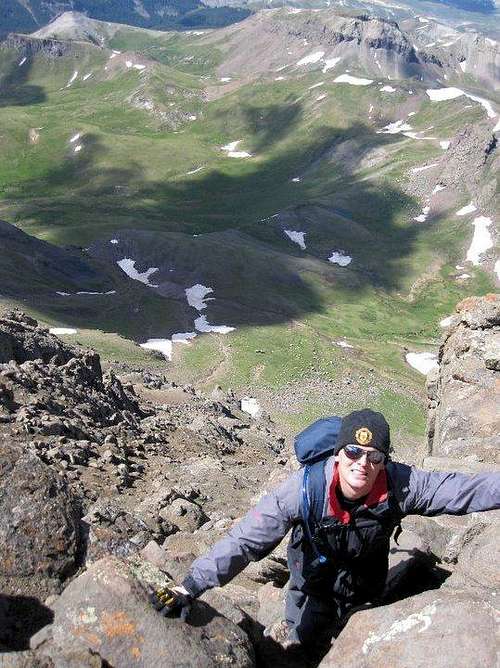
0, 0, 251, 38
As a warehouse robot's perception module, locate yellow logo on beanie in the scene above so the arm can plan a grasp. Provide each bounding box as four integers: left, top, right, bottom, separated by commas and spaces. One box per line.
355, 427, 372, 445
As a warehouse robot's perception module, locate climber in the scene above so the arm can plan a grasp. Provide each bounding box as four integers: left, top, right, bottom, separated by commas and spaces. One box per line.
150, 408, 500, 648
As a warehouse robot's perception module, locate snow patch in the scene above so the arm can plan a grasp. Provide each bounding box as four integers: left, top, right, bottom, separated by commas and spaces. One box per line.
328, 251, 352, 266
440, 316, 454, 327
186, 166, 205, 175
220, 77, 231, 82
65, 70, 78, 87
171, 332, 197, 343
466, 216, 493, 265
411, 163, 438, 173
110, 239, 119, 244
185, 284, 214, 311
377, 119, 413, 135
406, 353, 439, 375
459, 60, 467, 73
18, 57, 27, 66
309, 81, 324, 90
439, 140, 450, 150
336, 340, 354, 349
194, 315, 234, 334
241, 397, 261, 417
456, 202, 477, 216
297, 51, 325, 66
284, 230, 306, 249
82, 72, 93, 81
140, 339, 172, 361
74, 145, 83, 153
316, 94, 327, 101
432, 184, 446, 194
414, 205, 430, 223
221, 140, 252, 158
69, 133, 81, 143
49, 327, 77, 335
380, 85, 396, 92
333, 74, 373, 86
494, 260, 500, 280
117, 258, 159, 287
426, 87, 496, 119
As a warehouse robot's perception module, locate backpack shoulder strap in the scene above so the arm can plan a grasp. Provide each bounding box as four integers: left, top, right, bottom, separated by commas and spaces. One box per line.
301, 459, 328, 563
301, 459, 327, 529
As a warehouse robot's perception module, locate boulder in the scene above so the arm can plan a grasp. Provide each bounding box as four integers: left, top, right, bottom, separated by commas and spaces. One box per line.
0, 443, 80, 599
320, 589, 498, 668
159, 497, 208, 533
44, 556, 255, 668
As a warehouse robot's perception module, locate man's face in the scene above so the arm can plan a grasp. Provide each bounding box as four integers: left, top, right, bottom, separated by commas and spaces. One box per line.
335, 445, 385, 499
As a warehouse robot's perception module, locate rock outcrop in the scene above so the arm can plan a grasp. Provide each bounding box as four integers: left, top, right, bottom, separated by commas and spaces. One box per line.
427, 293, 500, 466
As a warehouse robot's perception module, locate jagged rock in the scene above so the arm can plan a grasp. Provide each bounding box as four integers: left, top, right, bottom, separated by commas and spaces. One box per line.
0, 311, 74, 365
80, 501, 155, 564
0, 442, 80, 599
44, 556, 255, 667
320, 589, 498, 668
427, 294, 500, 463
445, 521, 500, 593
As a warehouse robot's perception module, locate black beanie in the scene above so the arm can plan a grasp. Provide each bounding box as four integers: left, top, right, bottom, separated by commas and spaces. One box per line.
335, 409, 391, 457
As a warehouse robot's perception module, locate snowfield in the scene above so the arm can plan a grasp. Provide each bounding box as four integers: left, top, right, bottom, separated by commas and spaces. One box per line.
328, 251, 352, 266
466, 216, 493, 265
334, 74, 373, 86
117, 259, 159, 287
284, 230, 306, 249
194, 315, 235, 334
406, 352, 438, 375
185, 284, 214, 310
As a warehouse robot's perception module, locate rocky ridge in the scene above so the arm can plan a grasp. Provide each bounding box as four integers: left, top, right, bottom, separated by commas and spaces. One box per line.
0, 299, 499, 666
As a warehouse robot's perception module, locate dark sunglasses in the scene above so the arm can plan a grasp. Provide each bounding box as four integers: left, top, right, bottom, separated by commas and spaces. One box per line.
343, 445, 385, 465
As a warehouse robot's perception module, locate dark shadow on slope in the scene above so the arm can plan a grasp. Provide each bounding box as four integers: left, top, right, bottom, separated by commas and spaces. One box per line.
2, 108, 428, 340
0, 51, 46, 107
242, 99, 304, 153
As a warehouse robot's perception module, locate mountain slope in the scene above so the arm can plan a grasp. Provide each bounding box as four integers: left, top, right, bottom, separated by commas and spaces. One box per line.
0, 0, 251, 39
0, 8, 498, 438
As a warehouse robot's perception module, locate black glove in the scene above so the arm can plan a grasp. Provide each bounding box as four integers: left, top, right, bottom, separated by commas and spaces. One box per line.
149, 585, 192, 621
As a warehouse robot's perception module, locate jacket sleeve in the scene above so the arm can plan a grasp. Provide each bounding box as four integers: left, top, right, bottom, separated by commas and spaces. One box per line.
389, 462, 500, 517
182, 469, 303, 598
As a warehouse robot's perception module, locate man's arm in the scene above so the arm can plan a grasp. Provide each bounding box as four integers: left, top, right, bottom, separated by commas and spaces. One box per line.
388, 462, 500, 517
182, 469, 303, 598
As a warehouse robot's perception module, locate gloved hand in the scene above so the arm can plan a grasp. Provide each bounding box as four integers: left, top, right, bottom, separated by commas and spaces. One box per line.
149, 584, 192, 621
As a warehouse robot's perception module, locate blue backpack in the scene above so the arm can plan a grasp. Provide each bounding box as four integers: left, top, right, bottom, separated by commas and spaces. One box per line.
294, 416, 342, 564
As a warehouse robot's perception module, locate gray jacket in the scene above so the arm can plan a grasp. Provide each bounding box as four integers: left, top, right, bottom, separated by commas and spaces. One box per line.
182, 459, 500, 597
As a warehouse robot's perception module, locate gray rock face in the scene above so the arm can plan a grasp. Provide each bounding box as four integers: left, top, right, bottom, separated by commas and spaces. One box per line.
320, 589, 498, 668
427, 294, 500, 464
42, 556, 255, 668
0, 442, 80, 599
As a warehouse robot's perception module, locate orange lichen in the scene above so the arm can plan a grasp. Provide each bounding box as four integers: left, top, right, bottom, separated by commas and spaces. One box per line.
130, 646, 141, 659
101, 611, 137, 638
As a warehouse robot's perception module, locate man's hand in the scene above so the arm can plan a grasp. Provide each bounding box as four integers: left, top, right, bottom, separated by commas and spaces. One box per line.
149, 585, 192, 621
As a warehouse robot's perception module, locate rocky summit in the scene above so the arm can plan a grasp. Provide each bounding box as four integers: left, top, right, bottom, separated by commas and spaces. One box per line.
0, 295, 498, 666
